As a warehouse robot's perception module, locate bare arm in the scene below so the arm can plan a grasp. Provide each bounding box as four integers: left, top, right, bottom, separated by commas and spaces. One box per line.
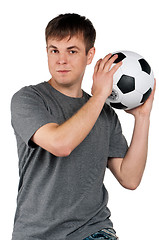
108, 80, 156, 190
32, 94, 108, 156
32, 54, 122, 156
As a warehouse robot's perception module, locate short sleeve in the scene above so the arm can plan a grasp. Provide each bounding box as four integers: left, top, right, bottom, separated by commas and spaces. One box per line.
108, 107, 128, 158
11, 86, 59, 147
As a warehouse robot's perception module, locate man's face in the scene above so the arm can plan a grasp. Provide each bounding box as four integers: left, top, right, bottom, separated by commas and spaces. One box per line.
46, 35, 95, 87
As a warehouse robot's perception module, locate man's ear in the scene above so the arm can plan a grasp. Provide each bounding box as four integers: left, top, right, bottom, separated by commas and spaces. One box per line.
87, 47, 95, 65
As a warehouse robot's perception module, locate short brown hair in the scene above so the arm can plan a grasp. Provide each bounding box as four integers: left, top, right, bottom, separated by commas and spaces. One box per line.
45, 13, 96, 55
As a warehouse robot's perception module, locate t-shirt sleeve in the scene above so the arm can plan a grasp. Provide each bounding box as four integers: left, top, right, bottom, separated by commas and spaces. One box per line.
11, 86, 59, 148
108, 107, 128, 158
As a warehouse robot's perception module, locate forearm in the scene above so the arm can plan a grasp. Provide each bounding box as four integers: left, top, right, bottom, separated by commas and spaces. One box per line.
107, 80, 155, 189
54, 94, 106, 154
53, 54, 121, 154
32, 54, 122, 157
120, 115, 150, 188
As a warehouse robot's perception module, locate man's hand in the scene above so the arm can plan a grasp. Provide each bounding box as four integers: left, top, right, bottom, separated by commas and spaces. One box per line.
108, 78, 156, 190
32, 53, 123, 157
126, 78, 156, 119
32, 54, 122, 157
92, 53, 122, 100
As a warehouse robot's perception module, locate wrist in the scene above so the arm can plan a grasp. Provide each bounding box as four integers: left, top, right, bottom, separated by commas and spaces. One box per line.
91, 93, 108, 106
134, 113, 150, 125
92, 89, 110, 102
127, 106, 151, 122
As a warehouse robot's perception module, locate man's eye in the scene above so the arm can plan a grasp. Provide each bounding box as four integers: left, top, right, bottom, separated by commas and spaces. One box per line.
51, 50, 58, 53
70, 50, 77, 54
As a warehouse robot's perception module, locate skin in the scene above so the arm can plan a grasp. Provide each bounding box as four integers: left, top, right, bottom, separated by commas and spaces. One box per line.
107, 81, 156, 189
32, 34, 156, 190
46, 35, 95, 98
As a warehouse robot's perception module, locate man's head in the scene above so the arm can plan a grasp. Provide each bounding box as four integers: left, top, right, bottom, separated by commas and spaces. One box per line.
45, 13, 96, 55
45, 14, 96, 92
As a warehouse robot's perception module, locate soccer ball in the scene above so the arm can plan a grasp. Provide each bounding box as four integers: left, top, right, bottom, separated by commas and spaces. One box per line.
106, 50, 154, 110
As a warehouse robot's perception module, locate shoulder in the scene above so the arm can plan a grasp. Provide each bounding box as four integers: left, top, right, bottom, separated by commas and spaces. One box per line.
12, 82, 45, 97
82, 90, 91, 101
11, 83, 47, 118
11, 82, 47, 106
103, 103, 117, 119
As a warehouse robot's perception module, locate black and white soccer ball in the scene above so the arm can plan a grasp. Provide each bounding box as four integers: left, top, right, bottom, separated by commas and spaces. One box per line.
106, 50, 154, 110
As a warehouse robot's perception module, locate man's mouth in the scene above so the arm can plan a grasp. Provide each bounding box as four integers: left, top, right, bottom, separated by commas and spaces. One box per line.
57, 70, 71, 73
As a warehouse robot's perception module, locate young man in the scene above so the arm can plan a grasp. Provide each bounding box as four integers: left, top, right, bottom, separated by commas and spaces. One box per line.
11, 13, 155, 240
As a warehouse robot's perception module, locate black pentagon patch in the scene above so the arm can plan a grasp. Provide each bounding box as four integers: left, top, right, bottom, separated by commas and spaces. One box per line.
140, 88, 152, 103
117, 75, 135, 94
138, 58, 151, 75
110, 102, 127, 109
110, 52, 126, 63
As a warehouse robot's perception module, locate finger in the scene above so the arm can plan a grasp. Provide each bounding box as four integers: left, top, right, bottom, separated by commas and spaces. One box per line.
149, 78, 156, 100
98, 53, 112, 71
94, 58, 102, 73
109, 61, 122, 75
103, 54, 119, 72
153, 78, 156, 93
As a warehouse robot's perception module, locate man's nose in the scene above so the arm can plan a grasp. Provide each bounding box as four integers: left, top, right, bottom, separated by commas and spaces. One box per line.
57, 53, 68, 64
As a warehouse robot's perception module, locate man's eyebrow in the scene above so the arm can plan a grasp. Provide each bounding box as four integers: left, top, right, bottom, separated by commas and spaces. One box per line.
48, 45, 80, 50
67, 46, 80, 50
48, 45, 57, 49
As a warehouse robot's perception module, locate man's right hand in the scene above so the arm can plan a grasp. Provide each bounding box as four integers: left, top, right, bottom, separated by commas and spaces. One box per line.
92, 53, 122, 100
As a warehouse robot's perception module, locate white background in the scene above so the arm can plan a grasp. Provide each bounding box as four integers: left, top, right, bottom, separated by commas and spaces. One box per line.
0, 0, 159, 239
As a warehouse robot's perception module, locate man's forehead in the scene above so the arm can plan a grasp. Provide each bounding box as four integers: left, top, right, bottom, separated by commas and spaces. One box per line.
47, 35, 85, 48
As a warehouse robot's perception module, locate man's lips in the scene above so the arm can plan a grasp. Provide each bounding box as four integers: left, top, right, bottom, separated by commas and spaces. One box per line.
57, 70, 71, 73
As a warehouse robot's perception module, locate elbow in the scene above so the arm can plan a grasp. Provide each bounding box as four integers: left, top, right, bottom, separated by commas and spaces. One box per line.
57, 147, 72, 157
126, 184, 138, 191
120, 180, 140, 191
50, 141, 72, 157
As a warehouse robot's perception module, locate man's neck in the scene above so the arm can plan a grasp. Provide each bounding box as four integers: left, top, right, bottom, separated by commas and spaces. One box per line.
48, 79, 83, 98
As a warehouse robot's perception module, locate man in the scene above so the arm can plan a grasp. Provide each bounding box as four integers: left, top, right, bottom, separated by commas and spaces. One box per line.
11, 13, 155, 240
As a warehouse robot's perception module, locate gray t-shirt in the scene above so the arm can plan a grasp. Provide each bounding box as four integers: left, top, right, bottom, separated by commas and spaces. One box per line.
11, 81, 128, 240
